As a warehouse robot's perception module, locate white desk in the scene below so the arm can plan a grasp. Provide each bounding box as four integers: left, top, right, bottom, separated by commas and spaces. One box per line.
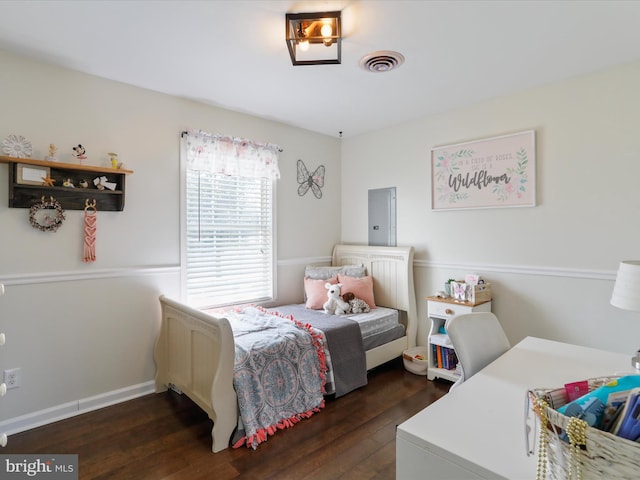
396, 337, 632, 480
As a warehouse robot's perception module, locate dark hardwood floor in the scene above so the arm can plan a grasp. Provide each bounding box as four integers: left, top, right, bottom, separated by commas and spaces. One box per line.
3, 359, 451, 479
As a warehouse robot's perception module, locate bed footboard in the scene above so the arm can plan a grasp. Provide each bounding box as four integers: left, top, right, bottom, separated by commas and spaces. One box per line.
154, 295, 237, 452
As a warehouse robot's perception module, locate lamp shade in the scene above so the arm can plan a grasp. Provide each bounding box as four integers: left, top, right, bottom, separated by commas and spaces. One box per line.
611, 261, 640, 311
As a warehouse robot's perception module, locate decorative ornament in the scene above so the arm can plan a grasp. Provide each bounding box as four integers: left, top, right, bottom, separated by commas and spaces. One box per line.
29, 196, 65, 232
296, 159, 325, 199
2, 134, 33, 158
108, 152, 119, 169
42, 175, 56, 187
62, 178, 75, 188
566, 416, 586, 480
93, 176, 117, 191
72, 144, 87, 161
44, 143, 58, 162
453, 282, 467, 301
83, 199, 97, 262
534, 397, 548, 480
79, 179, 89, 188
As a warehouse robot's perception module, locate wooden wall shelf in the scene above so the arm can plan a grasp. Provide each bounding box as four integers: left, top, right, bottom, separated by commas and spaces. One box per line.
0, 155, 133, 211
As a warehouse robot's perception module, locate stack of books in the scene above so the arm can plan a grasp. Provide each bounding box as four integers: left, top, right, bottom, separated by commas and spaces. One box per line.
432, 344, 458, 370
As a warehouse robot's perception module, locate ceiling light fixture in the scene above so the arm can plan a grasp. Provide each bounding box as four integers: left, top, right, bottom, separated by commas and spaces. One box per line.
286, 11, 341, 66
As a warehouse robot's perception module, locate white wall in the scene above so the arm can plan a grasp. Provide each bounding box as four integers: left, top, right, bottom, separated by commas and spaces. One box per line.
2, 49, 639, 434
342, 60, 640, 356
0, 50, 341, 427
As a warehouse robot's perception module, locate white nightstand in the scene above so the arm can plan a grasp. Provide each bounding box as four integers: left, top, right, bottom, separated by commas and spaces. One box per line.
426, 296, 492, 381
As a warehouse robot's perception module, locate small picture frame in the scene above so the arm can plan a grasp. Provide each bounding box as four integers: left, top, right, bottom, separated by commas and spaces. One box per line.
17, 164, 50, 185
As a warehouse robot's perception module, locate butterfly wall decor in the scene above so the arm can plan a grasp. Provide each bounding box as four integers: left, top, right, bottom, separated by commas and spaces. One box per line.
297, 159, 325, 199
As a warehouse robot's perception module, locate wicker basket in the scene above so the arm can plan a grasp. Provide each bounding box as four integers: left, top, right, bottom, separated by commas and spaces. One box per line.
530, 377, 640, 480
402, 347, 428, 375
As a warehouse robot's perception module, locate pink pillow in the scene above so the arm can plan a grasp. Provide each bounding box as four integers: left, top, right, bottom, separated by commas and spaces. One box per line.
304, 276, 337, 309
338, 275, 376, 309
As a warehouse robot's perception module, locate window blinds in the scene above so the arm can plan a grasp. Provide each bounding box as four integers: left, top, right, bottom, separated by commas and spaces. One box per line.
185, 169, 274, 308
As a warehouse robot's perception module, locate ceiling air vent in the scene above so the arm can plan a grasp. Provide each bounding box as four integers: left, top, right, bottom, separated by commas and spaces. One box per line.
359, 51, 405, 73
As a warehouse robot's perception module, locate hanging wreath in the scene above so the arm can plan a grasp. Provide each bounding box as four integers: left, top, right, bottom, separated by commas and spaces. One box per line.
29, 196, 65, 232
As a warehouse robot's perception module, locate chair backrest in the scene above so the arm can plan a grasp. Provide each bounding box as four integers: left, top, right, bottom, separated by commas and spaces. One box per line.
445, 312, 511, 386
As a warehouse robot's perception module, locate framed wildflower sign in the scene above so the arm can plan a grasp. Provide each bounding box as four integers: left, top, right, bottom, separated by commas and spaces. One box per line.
431, 130, 536, 210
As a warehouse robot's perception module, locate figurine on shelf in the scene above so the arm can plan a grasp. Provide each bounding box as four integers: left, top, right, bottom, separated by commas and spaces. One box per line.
93, 176, 117, 191
42, 175, 56, 187
72, 144, 87, 162
44, 143, 58, 162
108, 152, 119, 169
79, 179, 89, 188
63, 178, 75, 188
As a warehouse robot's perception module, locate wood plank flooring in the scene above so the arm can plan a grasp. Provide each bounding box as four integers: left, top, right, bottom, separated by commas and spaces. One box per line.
2, 359, 451, 479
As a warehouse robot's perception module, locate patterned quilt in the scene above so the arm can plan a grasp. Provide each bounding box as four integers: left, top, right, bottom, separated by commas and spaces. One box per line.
227, 306, 327, 449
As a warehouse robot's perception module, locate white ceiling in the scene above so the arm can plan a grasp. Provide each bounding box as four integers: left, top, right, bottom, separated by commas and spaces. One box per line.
1, 0, 640, 138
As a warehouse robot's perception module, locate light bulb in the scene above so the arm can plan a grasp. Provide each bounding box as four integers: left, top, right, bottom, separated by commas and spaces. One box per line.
321, 23, 333, 38
299, 40, 309, 51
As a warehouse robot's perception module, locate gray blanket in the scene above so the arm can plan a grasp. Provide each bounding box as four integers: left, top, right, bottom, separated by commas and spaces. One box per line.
268, 304, 368, 397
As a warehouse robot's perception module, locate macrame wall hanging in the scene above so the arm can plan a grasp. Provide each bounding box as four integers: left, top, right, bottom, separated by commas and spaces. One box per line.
83, 199, 97, 263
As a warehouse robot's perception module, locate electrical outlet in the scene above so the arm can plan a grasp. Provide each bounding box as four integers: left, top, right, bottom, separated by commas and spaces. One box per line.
3, 368, 21, 389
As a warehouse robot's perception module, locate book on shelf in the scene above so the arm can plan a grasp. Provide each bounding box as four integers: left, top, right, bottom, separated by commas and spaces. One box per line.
432, 344, 458, 370
444, 347, 457, 370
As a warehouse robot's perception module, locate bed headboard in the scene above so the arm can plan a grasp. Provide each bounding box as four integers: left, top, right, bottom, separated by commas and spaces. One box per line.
332, 244, 417, 347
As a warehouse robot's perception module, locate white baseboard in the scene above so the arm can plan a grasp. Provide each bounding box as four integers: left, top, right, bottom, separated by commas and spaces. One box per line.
0, 381, 156, 436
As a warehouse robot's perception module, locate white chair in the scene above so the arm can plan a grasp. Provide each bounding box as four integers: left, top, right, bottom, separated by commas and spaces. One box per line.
445, 312, 511, 390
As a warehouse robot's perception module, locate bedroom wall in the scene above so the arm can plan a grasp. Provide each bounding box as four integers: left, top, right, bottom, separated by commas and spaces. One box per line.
341, 60, 640, 357
0, 50, 341, 428
2, 49, 638, 435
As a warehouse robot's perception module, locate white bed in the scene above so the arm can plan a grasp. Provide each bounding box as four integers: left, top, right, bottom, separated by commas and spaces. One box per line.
154, 244, 418, 452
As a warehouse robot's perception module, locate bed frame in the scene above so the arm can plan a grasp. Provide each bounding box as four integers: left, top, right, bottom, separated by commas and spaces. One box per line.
154, 244, 417, 452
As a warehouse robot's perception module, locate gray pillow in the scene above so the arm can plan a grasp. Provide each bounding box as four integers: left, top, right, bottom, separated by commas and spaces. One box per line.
305, 264, 366, 280
340, 264, 367, 277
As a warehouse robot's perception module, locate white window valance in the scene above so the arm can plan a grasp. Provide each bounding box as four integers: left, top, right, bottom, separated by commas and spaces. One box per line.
183, 129, 281, 180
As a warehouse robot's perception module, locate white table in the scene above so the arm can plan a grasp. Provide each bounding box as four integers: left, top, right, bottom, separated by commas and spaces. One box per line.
396, 337, 633, 479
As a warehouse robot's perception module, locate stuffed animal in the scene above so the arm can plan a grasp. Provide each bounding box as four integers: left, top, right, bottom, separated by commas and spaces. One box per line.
342, 292, 371, 314
323, 283, 350, 315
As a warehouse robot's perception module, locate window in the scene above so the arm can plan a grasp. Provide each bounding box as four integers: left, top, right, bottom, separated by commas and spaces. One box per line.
181, 130, 280, 308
